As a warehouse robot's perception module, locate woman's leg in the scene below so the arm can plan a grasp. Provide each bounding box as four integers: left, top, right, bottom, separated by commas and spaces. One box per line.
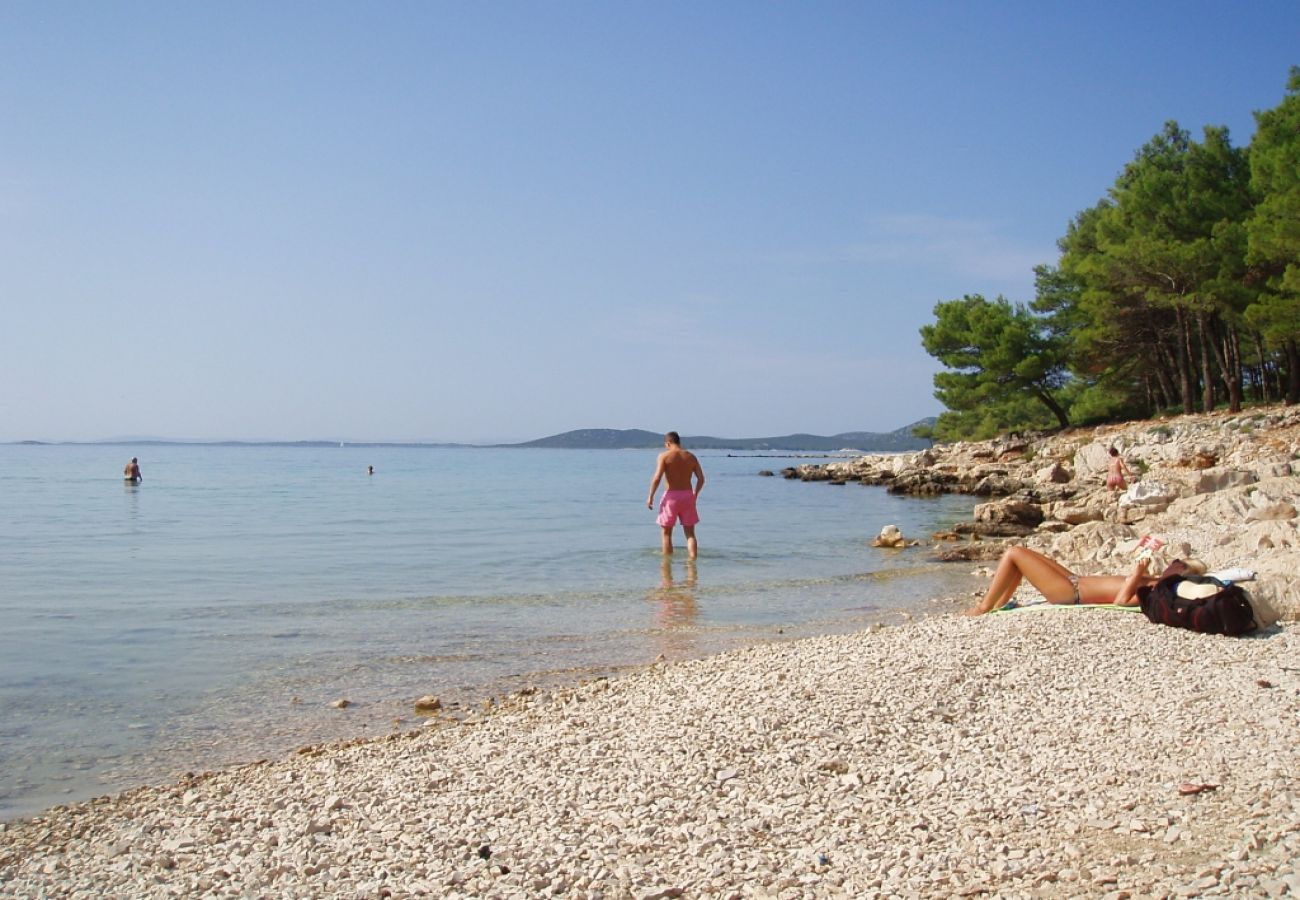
969, 545, 1077, 614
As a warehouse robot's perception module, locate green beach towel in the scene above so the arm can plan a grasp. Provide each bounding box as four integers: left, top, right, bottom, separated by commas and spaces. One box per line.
993, 601, 1142, 613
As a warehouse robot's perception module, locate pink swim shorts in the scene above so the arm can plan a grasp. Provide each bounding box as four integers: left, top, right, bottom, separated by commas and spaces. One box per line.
656, 489, 699, 528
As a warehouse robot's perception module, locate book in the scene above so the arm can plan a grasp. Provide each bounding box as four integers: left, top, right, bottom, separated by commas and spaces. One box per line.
1136, 535, 1164, 561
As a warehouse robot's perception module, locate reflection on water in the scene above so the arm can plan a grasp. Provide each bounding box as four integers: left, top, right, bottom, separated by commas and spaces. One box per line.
647, 556, 700, 658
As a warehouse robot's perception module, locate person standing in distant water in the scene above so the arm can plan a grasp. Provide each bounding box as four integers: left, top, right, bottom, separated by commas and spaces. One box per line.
367, 465, 374, 476
1105, 446, 1132, 493
124, 457, 142, 482
647, 431, 705, 558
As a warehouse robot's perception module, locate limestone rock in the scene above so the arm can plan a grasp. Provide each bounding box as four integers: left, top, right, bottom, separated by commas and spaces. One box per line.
1120, 481, 1176, 510
963, 499, 1044, 536
872, 525, 907, 548
1245, 500, 1297, 522
414, 695, 442, 713
1074, 443, 1113, 480
1036, 463, 1072, 484
1194, 468, 1258, 494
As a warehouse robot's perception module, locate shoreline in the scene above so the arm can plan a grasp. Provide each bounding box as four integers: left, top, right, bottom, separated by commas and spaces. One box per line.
3, 612, 1296, 896
0, 561, 979, 824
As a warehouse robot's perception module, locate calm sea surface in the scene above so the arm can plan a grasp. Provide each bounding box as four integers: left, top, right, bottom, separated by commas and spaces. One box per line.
0, 444, 977, 819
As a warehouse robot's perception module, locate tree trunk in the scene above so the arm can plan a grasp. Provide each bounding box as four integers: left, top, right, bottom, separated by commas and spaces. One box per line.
1208, 318, 1243, 413
1251, 331, 1271, 402
1175, 307, 1196, 413
1196, 309, 1216, 413
1287, 339, 1300, 406
1228, 328, 1243, 412
1150, 338, 1179, 410
1033, 388, 1071, 429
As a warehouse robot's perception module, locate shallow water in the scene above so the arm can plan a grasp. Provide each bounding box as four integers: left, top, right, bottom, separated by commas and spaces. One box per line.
0, 444, 978, 818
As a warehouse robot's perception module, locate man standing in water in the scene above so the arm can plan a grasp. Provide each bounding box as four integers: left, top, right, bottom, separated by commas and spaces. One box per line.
123, 457, 142, 482
647, 431, 705, 558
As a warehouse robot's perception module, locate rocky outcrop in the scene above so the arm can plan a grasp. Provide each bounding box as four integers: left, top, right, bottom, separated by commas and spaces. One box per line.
790, 405, 1300, 619
954, 498, 1045, 537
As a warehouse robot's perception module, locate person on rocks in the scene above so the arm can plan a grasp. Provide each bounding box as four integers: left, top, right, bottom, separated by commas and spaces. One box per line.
123, 457, 142, 483
647, 431, 705, 558
1105, 446, 1132, 493
966, 545, 1158, 615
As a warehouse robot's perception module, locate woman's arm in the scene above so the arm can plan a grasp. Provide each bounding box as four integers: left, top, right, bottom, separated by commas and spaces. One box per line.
1113, 558, 1151, 605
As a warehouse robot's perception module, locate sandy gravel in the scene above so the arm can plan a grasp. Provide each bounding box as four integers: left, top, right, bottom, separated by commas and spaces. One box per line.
2, 609, 1297, 898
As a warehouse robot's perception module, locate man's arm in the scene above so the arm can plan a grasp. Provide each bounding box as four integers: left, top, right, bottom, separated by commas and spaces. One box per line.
647, 455, 666, 508
692, 455, 705, 496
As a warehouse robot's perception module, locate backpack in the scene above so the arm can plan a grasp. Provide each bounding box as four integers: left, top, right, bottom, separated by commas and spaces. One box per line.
1138, 574, 1258, 636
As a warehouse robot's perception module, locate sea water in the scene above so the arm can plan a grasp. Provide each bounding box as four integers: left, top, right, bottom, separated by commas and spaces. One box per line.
0, 443, 978, 818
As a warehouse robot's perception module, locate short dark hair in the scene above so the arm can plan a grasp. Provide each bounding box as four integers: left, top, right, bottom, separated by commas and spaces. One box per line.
665, 431, 681, 446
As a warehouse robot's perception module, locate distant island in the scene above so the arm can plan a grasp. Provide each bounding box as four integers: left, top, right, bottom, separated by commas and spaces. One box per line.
504, 420, 936, 452
10, 420, 936, 452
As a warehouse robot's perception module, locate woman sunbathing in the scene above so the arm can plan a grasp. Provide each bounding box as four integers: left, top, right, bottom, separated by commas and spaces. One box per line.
966, 545, 1158, 615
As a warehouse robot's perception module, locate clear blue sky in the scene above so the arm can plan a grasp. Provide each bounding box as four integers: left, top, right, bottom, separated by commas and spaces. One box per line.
2, 1, 1296, 443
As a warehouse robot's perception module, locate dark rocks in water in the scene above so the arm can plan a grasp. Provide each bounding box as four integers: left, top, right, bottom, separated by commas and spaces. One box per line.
970, 474, 1022, 496
886, 469, 964, 495
932, 541, 1007, 562
757, 470, 775, 477
954, 520, 1036, 538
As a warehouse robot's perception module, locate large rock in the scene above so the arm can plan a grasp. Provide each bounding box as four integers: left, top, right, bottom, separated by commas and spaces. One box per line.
1042, 521, 1139, 566
931, 540, 1007, 562
1256, 461, 1294, 479
970, 473, 1022, 496
1049, 495, 1111, 525
886, 468, 961, 495
1246, 499, 1297, 522
871, 525, 907, 548
1120, 480, 1177, 511
1194, 467, 1258, 495
1243, 521, 1300, 620
1073, 443, 1113, 481
957, 498, 1044, 536
1035, 463, 1072, 484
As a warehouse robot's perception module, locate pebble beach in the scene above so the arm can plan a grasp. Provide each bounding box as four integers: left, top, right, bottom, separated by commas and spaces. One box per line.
1, 610, 1297, 898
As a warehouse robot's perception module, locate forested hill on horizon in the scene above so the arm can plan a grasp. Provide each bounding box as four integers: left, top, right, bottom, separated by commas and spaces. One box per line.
505, 421, 935, 451
17, 421, 936, 450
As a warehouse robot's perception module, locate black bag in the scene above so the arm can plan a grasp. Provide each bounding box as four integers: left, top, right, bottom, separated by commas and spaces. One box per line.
1138, 574, 1258, 636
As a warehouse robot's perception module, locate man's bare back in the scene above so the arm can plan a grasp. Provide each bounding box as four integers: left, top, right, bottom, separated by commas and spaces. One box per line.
658, 447, 701, 491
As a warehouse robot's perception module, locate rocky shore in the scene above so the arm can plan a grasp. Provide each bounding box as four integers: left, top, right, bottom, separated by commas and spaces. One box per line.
3, 407, 1298, 898
789, 404, 1300, 620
